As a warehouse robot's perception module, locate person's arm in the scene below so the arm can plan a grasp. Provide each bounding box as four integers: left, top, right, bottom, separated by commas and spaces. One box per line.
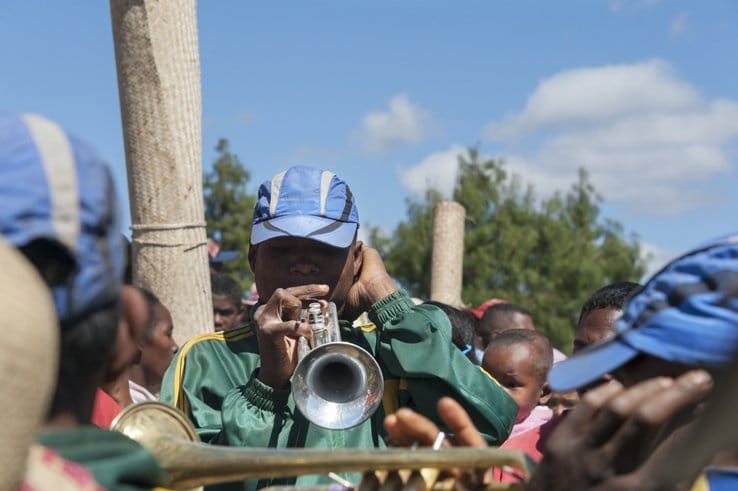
369, 291, 518, 444
252, 285, 329, 390
384, 397, 502, 489
216, 285, 325, 448
159, 331, 258, 444
219, 369, 294, 448
160, 346, 226, 443
346, 245, 518, 445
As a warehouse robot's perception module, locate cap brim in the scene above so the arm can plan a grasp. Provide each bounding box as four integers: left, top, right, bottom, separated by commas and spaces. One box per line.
547, 336, 639, 392
209, 250, 239, 264
251, 215, 358, 248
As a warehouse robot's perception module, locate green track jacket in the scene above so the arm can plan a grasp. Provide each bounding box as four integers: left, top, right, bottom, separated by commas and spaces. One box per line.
37, 426, 169, 491
160, 290, 517, 490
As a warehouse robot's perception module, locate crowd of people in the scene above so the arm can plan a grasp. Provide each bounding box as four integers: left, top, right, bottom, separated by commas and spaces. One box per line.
1, 112, 737, 491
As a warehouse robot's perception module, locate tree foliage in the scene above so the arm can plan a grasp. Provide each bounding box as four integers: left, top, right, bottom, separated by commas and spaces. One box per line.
203, 139, 256, 289
371, 147, 644, 351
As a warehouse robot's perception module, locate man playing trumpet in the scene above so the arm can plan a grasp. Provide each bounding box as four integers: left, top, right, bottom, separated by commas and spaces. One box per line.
161, 165, 517, 490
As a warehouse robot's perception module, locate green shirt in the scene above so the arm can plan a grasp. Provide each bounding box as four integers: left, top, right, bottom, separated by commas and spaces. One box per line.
161, 290, 517, 490
37, 425, 169, 491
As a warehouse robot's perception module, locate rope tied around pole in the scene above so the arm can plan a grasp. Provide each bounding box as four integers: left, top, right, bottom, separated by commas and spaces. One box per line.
131, 222, 208, 248
130, 222, 207, 231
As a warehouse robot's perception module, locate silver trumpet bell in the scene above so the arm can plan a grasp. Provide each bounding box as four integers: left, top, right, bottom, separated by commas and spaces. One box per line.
292, 302, 384, 430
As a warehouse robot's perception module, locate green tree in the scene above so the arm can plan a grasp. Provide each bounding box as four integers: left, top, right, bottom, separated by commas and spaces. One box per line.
371, 148, 644, 351
203, 139, 256, 289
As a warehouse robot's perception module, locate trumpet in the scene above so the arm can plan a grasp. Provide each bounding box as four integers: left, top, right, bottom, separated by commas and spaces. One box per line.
291, 301, 383, 430
111, 401, 530, 490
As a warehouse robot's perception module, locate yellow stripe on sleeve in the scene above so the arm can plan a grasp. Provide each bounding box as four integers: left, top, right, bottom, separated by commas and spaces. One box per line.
171, 326, 253, 411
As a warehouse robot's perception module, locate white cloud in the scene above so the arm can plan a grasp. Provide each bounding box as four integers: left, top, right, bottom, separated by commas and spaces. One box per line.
355, 94, 434, 155
639, 241, 677, 280
486, 60, 700, 140
670, 12, 688, 37
484, 59, 738, 215
397, 145, 466, 198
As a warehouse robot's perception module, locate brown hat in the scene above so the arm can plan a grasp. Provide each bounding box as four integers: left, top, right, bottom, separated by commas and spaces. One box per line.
0, 237, 59, 489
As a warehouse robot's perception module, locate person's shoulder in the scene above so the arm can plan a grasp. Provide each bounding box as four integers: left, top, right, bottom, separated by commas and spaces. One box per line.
178, 324, 258, 358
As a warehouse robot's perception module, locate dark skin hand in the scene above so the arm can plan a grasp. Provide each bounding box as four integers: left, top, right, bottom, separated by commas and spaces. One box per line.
384, 397, 493, 490
385, 397, 488, 449
344, 244, 398, 321
384, 373, 713, 491
527, 370, 713, 491
254, 284, 328, 389
646, 355, 738, 488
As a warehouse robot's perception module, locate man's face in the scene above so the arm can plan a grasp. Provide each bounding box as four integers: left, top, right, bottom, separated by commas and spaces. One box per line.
213, 294, 241, 332
574, 307, 621, 352
249, 236, 361, 313
572, 308, 623, 394
483, 343, 545, 423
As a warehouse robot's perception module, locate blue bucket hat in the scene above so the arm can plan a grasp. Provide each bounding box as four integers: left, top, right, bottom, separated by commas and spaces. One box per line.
251, 165, 359, 248
549, 233, 738, 393
0, 113, 124, 324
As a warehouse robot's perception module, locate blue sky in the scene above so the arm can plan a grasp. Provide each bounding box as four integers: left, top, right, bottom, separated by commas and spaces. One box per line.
2, 1, 737, 276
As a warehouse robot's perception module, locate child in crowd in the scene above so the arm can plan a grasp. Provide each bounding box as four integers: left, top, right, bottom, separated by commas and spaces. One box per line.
483, 329, 552, 427
211, 272, 244, 332
482, 329, 559, 478
129, 290, 178, 401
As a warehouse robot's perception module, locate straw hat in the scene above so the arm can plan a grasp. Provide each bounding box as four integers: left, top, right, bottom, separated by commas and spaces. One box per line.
0, 236, 59, 490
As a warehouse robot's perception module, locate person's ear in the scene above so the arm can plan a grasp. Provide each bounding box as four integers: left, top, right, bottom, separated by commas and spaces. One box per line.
352, 240, 364, 278
119, 285, 135, 331
248, 244, 257, 273
538, 381, 552, 406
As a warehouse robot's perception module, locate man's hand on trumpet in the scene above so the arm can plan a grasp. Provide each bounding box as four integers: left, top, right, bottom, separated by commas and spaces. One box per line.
253, 284, 327, 389
384, 397, 493, 490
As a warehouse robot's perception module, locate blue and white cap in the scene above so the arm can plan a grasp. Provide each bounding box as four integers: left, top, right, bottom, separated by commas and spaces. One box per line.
0, 113, 124, 324
548, 233, 738, 392
251, 165, 359, 248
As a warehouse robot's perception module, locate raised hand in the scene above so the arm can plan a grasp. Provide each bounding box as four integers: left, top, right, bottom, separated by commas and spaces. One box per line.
527, 370, 713, 491
344, 242, 398, 319
254, 284, 329, 389
384, 397, 492, 490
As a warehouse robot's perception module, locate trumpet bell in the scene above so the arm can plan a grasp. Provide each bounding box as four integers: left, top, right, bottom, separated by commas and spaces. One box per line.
292, 341, 384, 430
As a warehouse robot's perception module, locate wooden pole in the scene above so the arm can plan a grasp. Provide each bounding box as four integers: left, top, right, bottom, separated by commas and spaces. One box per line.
110, 0, 212, 344
430, 201, 466, 307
